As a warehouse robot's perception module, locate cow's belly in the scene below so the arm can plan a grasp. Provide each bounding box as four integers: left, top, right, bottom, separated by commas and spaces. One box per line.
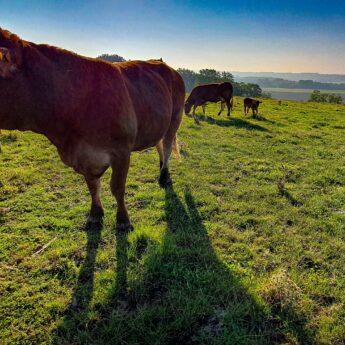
132, 112, 171, 151
58, 141, 111, 177
132, 132, 164, 151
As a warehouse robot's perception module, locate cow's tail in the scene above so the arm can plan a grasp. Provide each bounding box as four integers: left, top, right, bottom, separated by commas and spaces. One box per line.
172, 134, 180, 159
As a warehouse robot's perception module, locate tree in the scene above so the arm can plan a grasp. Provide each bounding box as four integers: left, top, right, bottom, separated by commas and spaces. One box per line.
261, 91, 272, 99
309, 90, 328, 103
219, 71, 234, 83
177, 67, 260, 97
177, 68, 234, 92
299, 80, 314, 88
177, 68, 198, 92
97, 54, 126, 63
328, 94, 342, 104
197, 69, 221, 85
309, 90, 343, 104
233, 82, 262, 97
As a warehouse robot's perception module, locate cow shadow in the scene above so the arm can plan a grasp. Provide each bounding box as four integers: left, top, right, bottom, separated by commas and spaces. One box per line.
196, 114, 269, 131
250, 114, 275, 123
54, 187, 314, 344
52, 221, 102, 342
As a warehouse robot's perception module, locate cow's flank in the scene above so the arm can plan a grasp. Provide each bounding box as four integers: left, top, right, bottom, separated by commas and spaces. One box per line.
0, 28, 185, 230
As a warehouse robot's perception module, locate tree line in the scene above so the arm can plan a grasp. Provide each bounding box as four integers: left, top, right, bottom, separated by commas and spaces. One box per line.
177, 68, 267, 97
96, 54, 267, 98
238, 77, 345, 91
309, 90, 343, 104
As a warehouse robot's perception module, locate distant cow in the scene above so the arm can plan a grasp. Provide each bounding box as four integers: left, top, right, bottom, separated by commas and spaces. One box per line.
244, 98, 261, 116
0, 28, 185, 231
184, 82, 233, 123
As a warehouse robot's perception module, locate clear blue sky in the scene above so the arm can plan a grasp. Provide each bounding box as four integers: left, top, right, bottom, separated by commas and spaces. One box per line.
1, 0, 345, 73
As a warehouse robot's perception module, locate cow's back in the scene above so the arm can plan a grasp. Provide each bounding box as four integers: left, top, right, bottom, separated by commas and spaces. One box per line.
120, 60, 184, 115
244, 97, 253, 106
117, 60, 185, 150
51, 59, 184, 154
190, 82, 232, 102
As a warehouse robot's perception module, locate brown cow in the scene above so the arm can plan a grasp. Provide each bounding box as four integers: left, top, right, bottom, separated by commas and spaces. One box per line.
184, 82, 233, 123
244, 97, 261, 116
0, 28, 185, 230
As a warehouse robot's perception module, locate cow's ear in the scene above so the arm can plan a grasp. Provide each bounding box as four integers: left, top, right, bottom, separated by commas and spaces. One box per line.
0, 47, 18, 78
0, 47, 11, 62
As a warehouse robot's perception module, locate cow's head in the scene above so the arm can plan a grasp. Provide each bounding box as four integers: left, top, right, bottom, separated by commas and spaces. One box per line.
252, 100, 261, 109
0, 29, 27, 130
0, 47, 17, 78
184, 97, 193, 115
0, 29, 23, 79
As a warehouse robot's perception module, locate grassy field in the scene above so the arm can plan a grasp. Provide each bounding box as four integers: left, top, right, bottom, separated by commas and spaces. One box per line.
1, 98, 345, 344
263, 88, 345, 102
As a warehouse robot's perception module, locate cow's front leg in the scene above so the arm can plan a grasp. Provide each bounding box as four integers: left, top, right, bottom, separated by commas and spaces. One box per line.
192, 105, 200, 124
110, 152, 132, 231
85, 176, 104, 224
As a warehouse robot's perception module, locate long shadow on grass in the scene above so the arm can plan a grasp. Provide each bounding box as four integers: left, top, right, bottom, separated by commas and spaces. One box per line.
55, 187, 313, 344
197, 114, 269, 131
54, 221, 102, 341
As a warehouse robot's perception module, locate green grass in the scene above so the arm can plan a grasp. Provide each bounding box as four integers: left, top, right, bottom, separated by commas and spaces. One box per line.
1, 97, 345, 344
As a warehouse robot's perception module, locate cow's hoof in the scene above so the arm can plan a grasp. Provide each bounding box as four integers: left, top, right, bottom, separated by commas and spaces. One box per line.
159, 168, 172, 188
87, 215, 103, 225
87, 206, 104, 226
116, 221, 133, 233
159, 177, 172, 189
85, 215, 103, 231
116, 213, 132, 233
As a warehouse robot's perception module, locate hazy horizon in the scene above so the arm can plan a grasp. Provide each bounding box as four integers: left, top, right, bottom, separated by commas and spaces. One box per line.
178, 70, 345, 76
1, 1, 345, 74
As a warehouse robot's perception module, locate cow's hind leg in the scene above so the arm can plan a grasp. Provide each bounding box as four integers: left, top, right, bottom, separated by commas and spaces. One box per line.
159, 136, 174, 188
226, 99, 231, 117
245, 105, 249, 115
156, 140, 164, 170
201, 103, 206, 115
85, 176, 104, 224
218, 102, 225, 116
110, 152, 132, 231
159, 116, 181, 188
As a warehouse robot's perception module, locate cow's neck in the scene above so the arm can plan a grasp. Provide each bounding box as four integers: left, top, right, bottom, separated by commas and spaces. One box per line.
18, 43, 86, 146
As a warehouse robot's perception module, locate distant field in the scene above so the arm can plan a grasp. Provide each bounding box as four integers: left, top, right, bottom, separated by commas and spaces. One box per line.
263, 88, 345, 102
1, 98, 345, 344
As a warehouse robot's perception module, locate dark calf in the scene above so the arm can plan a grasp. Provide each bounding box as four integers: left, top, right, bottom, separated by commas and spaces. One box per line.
244, 98, 261, 117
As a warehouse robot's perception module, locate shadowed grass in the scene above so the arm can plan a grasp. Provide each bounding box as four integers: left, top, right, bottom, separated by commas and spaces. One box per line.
197, 114, 269, 131
55, 186, 314, 344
